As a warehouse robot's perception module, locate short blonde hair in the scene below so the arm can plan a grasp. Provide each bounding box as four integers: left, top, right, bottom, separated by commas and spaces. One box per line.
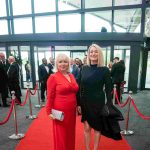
87, 44, 104, 67
55, 53, 70, 72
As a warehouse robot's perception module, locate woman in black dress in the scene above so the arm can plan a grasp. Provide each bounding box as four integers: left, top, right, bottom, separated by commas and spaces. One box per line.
77, 44, 121, 150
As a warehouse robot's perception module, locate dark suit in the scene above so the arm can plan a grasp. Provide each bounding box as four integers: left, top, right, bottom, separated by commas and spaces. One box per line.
0, 61, 8, 106
70, 64, 79, 81
111, 62, 125, 102
38, 64, 52, 101
7, 62, 21, 103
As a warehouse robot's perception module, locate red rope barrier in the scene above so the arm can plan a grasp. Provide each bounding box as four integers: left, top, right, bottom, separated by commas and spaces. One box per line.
15, 90, 29, 106
30, 83, 38, 95
129, 96, 150, 120
0, 100, 15, 125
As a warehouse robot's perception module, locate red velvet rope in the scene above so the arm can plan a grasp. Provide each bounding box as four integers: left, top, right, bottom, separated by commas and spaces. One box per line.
30, 83, 38, 95
0, 100, 15, 125
15, 90, 29, 106
129, 96, 150, 120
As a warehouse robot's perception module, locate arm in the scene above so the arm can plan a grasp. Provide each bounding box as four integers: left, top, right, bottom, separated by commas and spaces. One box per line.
104, 67, 113, 104
46, 75, 56, 115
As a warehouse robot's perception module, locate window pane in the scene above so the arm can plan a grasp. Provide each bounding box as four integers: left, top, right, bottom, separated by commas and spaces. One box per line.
145, 51, 150, 88
58, 0, 81, 11
55, 51, 70, 58
55, 46, 87, 50
34, 0, 56, 13
114, 9, 141, 33
85, 0, 112, 9
145, 8, 150, 37
59, 14, 81, 32
35, 16, 56, 33
0, 20, 8, 35
12, 0, 31, 15
114, 0, 142, 6
85, 11, 111, 32
14, 18, 33, 34
0, 0, 7, 17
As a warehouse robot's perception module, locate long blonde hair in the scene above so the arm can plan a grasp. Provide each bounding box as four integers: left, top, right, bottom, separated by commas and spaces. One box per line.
87, 44, 104, 67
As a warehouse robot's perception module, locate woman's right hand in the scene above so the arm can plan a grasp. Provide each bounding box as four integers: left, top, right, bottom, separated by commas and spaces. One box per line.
77, 106, 82, 115
49, 114, 55, 120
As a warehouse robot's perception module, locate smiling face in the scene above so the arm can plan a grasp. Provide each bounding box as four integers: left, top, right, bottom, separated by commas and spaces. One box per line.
56, 54, 70, 73
89, 46, 98, 63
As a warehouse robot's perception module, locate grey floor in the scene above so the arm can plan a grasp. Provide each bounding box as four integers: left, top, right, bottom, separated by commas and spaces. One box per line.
0, 90, 150, 150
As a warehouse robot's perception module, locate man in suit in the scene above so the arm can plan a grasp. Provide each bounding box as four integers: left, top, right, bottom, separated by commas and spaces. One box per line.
38, 58, 52, 102
111, 57, 125, 103
7, 56, 22, 103
0, 53, 9, 107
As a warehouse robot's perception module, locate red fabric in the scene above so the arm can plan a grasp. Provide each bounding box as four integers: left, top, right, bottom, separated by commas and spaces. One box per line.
46, 71, 79, 150
16, 108, 132, 150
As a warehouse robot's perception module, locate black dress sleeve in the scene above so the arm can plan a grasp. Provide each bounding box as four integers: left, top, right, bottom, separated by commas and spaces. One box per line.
104, 67, 113, 103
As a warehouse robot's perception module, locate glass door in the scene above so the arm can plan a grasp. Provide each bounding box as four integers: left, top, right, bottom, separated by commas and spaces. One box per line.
145, 51, 150, 88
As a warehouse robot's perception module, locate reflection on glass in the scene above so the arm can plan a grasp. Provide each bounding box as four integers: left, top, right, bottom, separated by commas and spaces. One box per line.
59, 14, 81, 32
0, 0, 7, 17
14, 18, 33, 34
145, 51, 150, 88
35, 16, 56, 33
0, 20, 8, 35
114, 0, 142, 6
58, 0, 81, 11
34, 0, 56, 13
85, 0, 112, 8
102, 47, 111, 66
12, 0, 31, 15
114, 46, 130, 88
85, 11, 111, 32
114, 9, 141, 33
145, 8, 150, 37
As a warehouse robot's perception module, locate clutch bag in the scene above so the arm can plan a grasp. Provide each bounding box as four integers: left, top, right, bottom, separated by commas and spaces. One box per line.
51, 109, 64, 121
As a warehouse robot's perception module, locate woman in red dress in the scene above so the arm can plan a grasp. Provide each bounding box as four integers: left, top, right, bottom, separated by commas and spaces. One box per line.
46, 54, 79, 150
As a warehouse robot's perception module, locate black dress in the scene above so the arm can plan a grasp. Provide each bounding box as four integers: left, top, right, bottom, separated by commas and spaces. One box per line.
78, 65, 122, 140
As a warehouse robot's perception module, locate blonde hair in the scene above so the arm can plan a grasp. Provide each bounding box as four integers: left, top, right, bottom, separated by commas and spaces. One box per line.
87, 44, 104, 67
55, 53, 70, 72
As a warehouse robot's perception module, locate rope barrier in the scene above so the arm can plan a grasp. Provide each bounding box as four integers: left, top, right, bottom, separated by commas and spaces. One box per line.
0, 99, 15, 125
30, 83, 38, 95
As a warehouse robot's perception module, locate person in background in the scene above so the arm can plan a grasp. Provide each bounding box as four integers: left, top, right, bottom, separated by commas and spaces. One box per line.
83, 55, 87, 65
25, 61, 31, 81
7, 56, 22, 103
70, 58, 80, 81
38, 58, 52, 102
108, 61, 113, 71
0, 53, 9, 107
111, 57, 125, 103
46, 54, 78, 150
77, 44, 122, 150
48, 57, 55, 72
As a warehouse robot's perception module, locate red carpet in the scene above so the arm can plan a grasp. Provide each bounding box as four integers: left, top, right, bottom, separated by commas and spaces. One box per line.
16, 108, 132, 150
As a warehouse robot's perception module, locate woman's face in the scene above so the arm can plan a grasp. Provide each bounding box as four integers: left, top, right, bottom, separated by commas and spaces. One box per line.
57, 59, 69, 72
89, 46, 98, 62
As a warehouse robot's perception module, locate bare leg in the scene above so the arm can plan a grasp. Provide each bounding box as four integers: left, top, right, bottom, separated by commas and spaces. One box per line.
84, 121, 91, 150
94, 130, 101, 150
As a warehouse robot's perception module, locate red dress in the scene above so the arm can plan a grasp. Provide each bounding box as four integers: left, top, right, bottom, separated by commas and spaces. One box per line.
46, 71, 79, 150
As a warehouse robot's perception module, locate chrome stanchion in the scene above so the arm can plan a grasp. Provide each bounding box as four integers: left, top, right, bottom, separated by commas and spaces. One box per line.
9, 91, 25, 140
35, 88, 45, 108
121, 91, 134, 135
113, 84, 116, 105
26, 82, 37, 119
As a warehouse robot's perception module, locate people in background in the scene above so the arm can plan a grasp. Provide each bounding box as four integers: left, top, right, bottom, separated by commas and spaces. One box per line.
77, 44, 122, 150
7, 56, 22, 103
111, 57, 125, 103
108, 61, 113, 71
48, 57, 55, 72
83, 55, 87, 65
25, 61, 31, 81
38, 58, 53, 102
0, 53, 9, 107
46, 54, 78, 150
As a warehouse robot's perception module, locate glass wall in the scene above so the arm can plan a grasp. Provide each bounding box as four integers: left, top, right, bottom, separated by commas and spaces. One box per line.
145, 51, 150, 88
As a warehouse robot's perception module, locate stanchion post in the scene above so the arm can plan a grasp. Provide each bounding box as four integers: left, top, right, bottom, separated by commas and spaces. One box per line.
113, 84, 117, 105
35, 84, 45, 108
120, 91, 134, 135
9, 91, 25, 140
26, 82, 37, 119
